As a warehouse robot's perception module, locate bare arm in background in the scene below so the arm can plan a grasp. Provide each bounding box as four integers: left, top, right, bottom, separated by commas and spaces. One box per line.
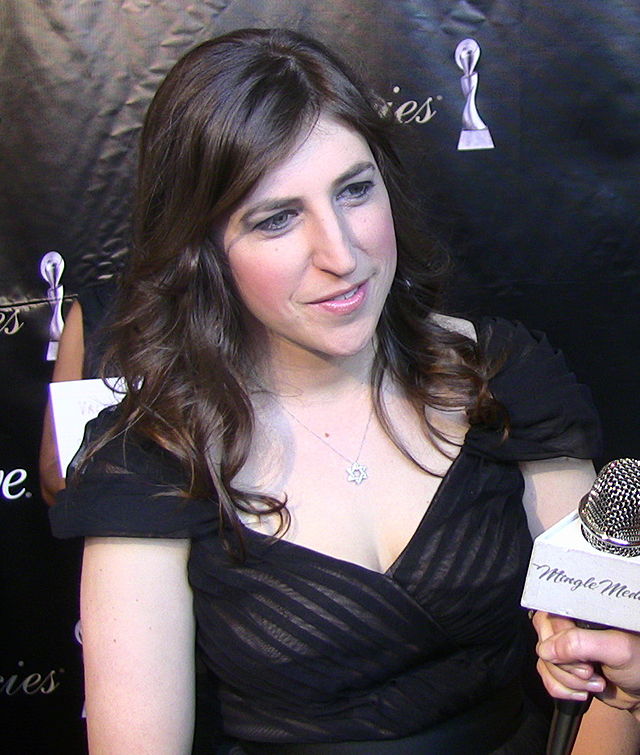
39, 300, 84, 505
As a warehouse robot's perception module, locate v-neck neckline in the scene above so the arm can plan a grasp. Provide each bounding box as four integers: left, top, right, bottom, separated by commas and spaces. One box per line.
242, 448, 469, 579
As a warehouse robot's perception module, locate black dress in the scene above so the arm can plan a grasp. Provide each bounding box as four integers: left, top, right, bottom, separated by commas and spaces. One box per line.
49, 318, 601, 752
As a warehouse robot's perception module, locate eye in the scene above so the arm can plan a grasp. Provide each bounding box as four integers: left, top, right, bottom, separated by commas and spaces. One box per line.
338, 180, 374, 204
254, 209, 297, 234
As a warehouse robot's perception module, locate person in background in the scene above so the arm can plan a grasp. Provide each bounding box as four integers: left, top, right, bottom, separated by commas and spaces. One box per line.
39, 299, 84, 505
39, 279, 115, 506
48, 28, 634, 754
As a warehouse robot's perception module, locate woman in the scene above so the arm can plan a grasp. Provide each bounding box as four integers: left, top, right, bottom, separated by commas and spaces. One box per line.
50, 28, 616, 753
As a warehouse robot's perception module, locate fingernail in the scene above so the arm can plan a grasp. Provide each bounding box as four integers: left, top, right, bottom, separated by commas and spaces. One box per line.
586, 680, 604, 692
570, 691, 588, 701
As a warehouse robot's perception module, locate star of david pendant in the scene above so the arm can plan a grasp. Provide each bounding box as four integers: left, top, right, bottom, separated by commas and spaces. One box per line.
346, 461, 368, 485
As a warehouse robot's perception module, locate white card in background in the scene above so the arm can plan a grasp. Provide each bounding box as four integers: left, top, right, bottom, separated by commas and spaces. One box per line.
49, 378, 124, 476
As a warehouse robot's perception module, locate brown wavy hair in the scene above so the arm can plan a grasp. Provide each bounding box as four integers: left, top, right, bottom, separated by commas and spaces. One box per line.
96, 28, 506, 548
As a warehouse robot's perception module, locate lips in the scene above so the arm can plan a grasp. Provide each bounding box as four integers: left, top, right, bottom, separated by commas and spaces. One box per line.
311, 282, 364, 304
308, 281, 368, 314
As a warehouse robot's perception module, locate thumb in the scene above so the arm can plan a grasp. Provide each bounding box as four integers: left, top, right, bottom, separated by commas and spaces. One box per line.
539, 628, 631, 668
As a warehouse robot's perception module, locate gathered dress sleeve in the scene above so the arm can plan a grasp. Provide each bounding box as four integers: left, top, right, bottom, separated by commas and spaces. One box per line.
49, 405, 218, 540
465, 317, 603, 462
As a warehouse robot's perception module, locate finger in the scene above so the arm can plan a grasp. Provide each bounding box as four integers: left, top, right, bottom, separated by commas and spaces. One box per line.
537, 657, 605, 693
555, 661, 597, 680
541, 627, 637, 670
531, 611, 575, 642
547, 613, 578, 634
536, 658, 602, 701
535, 628, 595, 676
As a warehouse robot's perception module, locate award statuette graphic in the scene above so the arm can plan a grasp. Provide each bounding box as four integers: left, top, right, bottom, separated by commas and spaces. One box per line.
455, 38, 495, 151
40, 250, 65, 360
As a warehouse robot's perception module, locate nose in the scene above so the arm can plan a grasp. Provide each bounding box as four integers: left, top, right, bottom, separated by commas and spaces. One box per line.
308, 208, 357, 277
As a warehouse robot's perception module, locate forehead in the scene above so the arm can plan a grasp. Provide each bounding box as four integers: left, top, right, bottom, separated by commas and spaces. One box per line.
242, 115, 375, 201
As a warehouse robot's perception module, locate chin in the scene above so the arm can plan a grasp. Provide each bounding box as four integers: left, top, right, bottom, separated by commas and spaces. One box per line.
315, 333, 377, 360
270, 321, 380, 364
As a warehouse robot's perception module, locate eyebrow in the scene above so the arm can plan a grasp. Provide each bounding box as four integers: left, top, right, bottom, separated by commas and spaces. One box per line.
239, 160, 377, 227
334, 160, 376, 187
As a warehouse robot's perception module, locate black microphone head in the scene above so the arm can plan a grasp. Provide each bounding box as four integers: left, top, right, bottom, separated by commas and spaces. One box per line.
578, 458, 640, 557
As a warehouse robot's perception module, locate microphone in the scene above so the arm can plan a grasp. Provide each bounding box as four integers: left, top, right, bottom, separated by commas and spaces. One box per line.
521, 458, 640, 755
578, 458, 640, 559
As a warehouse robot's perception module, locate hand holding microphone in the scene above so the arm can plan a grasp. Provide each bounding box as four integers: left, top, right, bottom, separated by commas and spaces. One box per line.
534, 612, 640, 723
522, 458, 640, 753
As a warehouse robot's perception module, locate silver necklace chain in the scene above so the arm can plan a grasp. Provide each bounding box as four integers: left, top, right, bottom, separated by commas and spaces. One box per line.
281, 403, 374, 485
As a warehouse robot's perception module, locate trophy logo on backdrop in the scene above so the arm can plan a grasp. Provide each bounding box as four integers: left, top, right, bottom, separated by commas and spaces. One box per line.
455, 38, 494, 150
40, 251, 65, 361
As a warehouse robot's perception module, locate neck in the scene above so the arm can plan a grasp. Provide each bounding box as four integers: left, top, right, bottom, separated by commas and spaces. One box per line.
257, 340, 377, 404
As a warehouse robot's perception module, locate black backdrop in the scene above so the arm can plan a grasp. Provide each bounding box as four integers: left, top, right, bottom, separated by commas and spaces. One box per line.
1, 1, 638, 752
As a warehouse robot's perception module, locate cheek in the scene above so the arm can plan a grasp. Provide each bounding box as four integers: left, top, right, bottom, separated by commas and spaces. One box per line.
352, 191, 397, 260
229, 251, 294, 317
364, 207, 397, 264
379, 218, 397, 260
379, 197, 398, 249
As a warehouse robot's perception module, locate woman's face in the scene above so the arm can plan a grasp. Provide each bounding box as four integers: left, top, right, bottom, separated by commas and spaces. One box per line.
222, 114, 397, 368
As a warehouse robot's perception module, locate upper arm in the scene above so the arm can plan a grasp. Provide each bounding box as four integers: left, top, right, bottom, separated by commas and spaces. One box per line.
437, 316, 595, 539
81, 537, 195, 754
519, 457, 596, 538
434, 318, 596, 538
52, 299, 85, 381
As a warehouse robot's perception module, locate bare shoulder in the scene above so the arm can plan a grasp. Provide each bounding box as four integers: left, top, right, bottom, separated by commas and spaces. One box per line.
520, 457, 596, 537
430, 313, 477, 342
